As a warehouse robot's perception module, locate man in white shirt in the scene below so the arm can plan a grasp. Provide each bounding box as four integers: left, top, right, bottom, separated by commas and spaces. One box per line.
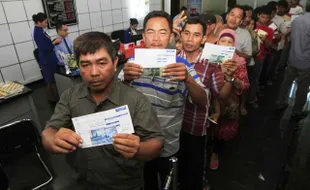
289, 0, 304, 15
271, 0, 290, 77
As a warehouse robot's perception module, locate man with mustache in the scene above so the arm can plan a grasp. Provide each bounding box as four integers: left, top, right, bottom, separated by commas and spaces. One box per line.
120, 11, 209, 190
177, 17, 237, 190
41, 32, 164, 190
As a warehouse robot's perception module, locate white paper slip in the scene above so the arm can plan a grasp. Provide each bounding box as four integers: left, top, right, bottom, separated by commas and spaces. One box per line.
269, 23, 278, 31
135, 48, 176, 68
72, 105, 135, 148
201, 43, 235, 64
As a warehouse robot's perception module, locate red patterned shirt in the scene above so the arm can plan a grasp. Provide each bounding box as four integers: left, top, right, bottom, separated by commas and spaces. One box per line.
178, 50, 224, 136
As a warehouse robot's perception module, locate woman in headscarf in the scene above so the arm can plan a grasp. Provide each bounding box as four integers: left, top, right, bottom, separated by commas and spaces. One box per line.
209, 29, 250, 170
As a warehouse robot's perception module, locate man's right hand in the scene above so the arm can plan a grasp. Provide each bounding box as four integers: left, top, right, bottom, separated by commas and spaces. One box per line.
123, 63, 143, 82
50, 128, 82, 154
172, 11, 187, 36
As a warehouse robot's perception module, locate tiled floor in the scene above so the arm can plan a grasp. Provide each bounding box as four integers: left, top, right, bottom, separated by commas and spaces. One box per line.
18, 72, 307, 190
205, 73, 296, 190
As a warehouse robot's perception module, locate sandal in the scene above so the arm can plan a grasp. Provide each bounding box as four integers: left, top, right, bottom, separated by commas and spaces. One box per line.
240, 107, 248, 115
248, 101, 259, 109
210, 153, 219, 170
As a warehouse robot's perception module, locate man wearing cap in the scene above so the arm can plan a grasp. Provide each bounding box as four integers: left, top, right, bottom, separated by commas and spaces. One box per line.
201, 13, 219, 44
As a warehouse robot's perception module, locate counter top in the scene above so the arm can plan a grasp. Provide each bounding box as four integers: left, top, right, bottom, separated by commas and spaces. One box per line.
0, 86, 32, 105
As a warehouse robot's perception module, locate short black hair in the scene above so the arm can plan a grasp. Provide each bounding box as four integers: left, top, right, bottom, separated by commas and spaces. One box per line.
180, 6, 187, 12
182, 18, 206, 36
259, 5, 272, 16
32, 12, 47, 24
306, 0, 310, 12
267, 1, 278, 12
55, 22, 65, 32
74, 32, 116, 64
143, 11, 172, 32
278, 0, 289, 9
130, 18, 138, 25
243, 5, 253, 12
227, 5, 246, 20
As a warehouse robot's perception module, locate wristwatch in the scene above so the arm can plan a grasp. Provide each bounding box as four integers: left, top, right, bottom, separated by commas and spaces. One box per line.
226, 77, 235, 83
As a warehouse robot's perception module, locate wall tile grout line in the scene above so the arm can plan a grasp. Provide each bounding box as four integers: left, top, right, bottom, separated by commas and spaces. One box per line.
1, 0, 25, 82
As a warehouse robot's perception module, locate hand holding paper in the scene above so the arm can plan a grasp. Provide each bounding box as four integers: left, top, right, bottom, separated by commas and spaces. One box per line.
162, 63, 188, 81
72, 105, 135, 149
134, 48, 176, 77
123, 63, 143, 82
51, 128, 83, 153
113, 133, 140, 159
221, 59, 238, 77
201, 43, 235, 64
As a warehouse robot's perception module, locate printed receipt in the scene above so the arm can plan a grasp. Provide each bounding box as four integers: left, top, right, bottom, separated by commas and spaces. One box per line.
135, 48, 176, 77
72, 105, 135, 148
135, 48, 176, 68
201, 43, 236, 64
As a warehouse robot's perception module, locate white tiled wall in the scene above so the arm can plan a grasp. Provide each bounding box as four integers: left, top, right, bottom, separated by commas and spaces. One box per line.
0, 0, 162, 84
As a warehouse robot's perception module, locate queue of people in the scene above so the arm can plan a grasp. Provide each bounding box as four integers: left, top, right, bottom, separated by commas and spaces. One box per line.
36, 0, 310, 189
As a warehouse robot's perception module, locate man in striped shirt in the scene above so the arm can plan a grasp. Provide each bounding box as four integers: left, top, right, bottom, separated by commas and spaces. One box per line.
177, 17, 238, 190
119, 11, 209, 190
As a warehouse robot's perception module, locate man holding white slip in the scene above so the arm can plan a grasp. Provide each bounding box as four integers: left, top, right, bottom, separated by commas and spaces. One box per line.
42, 32, 164, 190
119, 10, 209, 190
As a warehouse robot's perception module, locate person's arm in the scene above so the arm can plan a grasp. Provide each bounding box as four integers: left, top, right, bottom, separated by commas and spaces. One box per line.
207, 64, 231, 100
184, 74, 209, 106
41, 89, 82, 154
236, 31, 253, 59
226, 62, 250, 95
209, 98, 220, 123
135, 138, 162, 160
42, 127, 82, 153
162, 62, 208, 106
54, 45, 63, 64
113, 133, 162, 160
261, 29, 274, 49
219, 59, 239, 99
219, 81, 233, 100
235, 49, 251, 59
35, 31, 55, 53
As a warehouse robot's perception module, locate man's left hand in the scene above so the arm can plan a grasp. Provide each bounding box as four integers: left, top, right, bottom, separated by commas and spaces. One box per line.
113, 134, 140, 159
162, 63, 188, 82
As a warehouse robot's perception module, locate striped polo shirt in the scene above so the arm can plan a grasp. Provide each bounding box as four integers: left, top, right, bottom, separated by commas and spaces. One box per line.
119, 56, 208, 157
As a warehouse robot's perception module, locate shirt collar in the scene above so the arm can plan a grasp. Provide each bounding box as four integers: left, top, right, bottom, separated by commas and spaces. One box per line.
179, 49, 203, 64
236, 27, 241, 34
78, 79, 120, 105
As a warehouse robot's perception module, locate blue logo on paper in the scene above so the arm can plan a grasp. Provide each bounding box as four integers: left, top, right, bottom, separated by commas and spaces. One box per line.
115, 106, 126, 112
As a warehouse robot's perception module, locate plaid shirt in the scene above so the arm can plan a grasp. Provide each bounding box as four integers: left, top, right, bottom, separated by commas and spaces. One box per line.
178, 50, 224, 136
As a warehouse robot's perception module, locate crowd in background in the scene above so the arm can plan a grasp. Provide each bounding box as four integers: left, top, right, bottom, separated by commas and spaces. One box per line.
27, 0, 310, 190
